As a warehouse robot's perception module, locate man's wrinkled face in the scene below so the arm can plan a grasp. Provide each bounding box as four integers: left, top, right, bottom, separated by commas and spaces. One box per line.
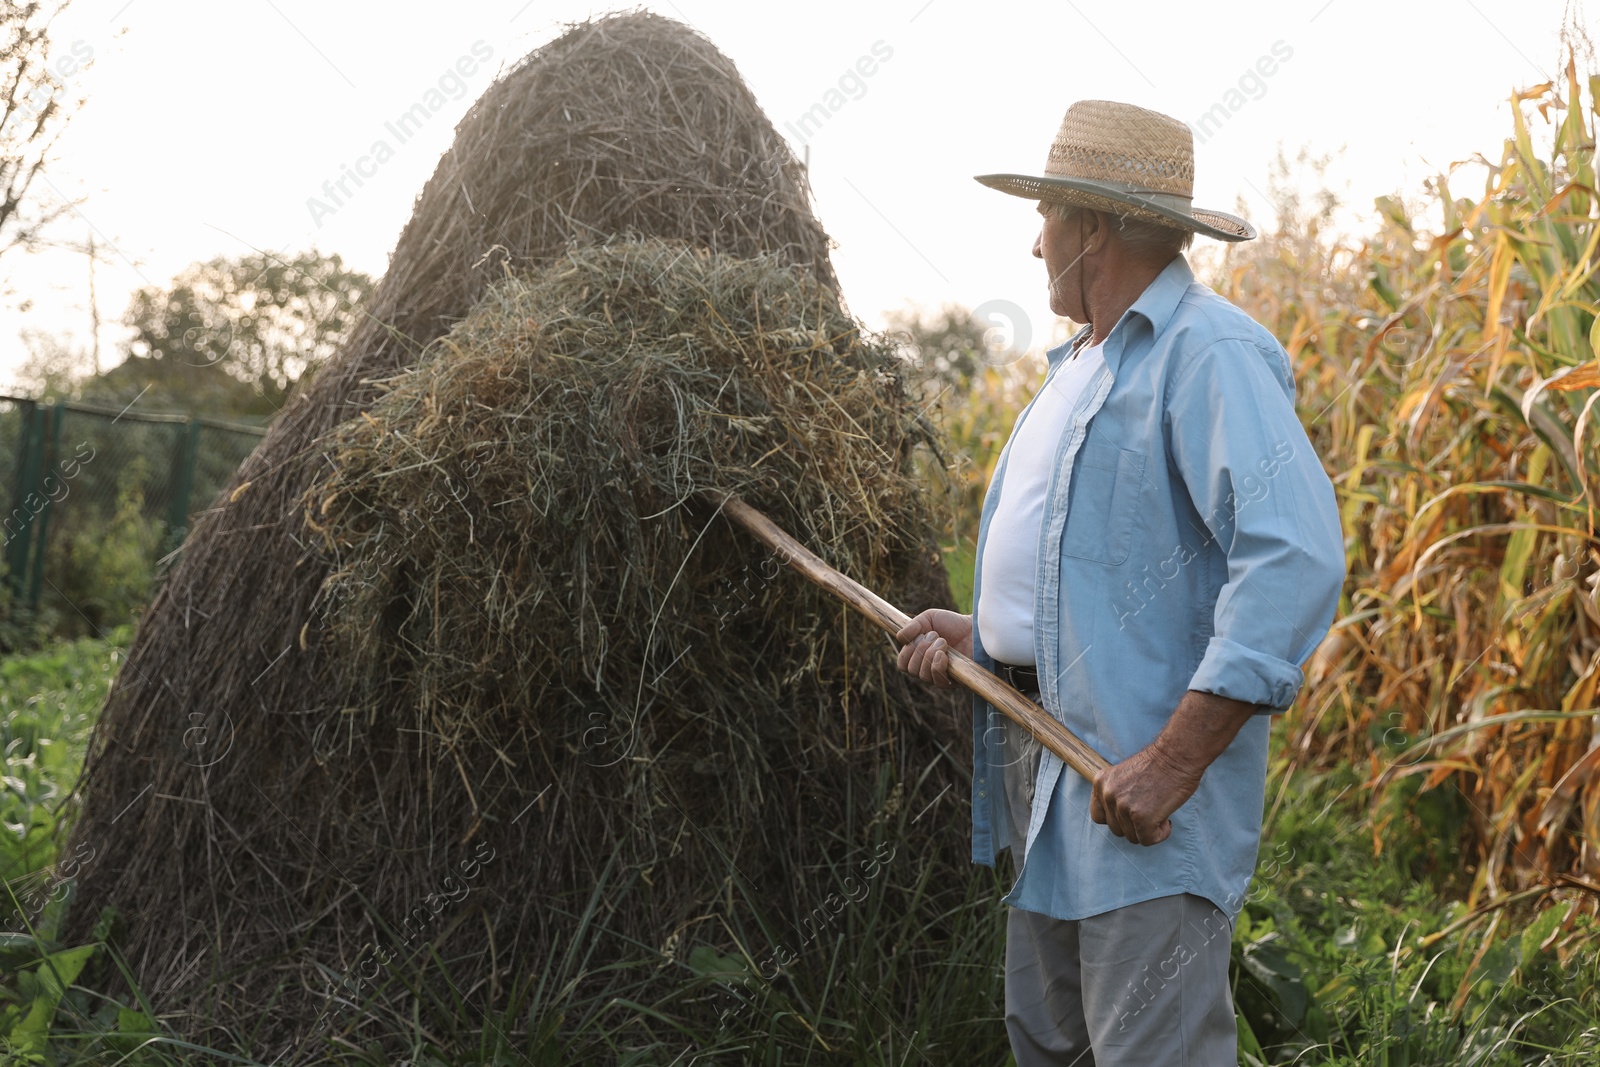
1033, 202, 1085, 321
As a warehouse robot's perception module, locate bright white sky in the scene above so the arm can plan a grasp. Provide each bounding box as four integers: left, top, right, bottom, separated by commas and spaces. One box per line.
0, 0, 1587, 391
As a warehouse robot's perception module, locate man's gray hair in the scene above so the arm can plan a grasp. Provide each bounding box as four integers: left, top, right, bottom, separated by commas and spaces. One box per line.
1044, 200, 1193, 258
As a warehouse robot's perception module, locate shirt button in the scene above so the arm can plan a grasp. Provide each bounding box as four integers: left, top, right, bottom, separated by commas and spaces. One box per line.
978, 791, 988, 799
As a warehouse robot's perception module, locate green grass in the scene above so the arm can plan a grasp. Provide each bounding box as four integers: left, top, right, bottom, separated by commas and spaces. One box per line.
2, 634, 1597, 1065
1232, 755, 1600, 1065
0, 628, 166, 1062
941, 535, 976, 615
1, 629, 128, 889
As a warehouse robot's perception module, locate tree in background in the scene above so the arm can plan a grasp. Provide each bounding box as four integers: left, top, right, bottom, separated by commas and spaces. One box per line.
91, 251, 374, 417
14, 327, 86, 399
883, 303, 994, 392
0, 1, 89, 275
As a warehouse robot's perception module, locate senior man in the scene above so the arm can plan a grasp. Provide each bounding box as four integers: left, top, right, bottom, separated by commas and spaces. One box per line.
895, 100, 1346, 1065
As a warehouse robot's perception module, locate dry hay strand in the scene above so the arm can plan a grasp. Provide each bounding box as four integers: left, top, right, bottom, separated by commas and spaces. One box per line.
58, 11, 966, 1054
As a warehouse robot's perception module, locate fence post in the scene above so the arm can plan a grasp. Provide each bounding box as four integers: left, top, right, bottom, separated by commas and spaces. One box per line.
166, 417, 202, 553
5, 400, 43, 601
25, 402, 64, 611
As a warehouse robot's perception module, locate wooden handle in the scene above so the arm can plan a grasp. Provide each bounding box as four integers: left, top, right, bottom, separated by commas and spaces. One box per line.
715, 493, 1111, 784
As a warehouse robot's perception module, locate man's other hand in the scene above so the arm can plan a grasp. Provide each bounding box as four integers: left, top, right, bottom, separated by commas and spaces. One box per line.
1089, 745, 1195, 846
1089, 689, 1258, 846
894, 610, 973, 689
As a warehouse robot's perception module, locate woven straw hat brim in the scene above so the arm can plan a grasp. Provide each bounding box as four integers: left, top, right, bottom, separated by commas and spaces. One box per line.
975, 173, 1256, 243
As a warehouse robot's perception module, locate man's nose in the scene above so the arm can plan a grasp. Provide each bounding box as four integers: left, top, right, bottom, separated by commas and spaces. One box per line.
1032, 230, 1043, 259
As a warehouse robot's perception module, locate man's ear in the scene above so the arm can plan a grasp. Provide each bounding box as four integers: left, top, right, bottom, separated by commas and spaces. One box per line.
1081, 209, 1105, 256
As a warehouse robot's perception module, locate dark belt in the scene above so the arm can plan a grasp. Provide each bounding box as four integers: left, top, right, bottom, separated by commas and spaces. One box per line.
991, 659, 1039, 695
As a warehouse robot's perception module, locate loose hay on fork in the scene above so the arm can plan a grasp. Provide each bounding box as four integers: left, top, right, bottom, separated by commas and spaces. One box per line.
308, 238, 944, 764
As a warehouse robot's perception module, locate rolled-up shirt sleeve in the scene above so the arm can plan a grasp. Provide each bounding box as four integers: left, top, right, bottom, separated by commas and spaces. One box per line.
1164, 335, 1346, 712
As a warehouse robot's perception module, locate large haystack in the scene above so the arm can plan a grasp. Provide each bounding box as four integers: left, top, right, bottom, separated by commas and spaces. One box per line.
62, 12, 968, 1057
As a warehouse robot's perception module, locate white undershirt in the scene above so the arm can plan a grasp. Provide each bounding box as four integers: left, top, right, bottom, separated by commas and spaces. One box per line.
975, 341, 1106, 665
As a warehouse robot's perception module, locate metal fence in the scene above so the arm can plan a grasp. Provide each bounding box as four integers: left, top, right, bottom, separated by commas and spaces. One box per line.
1, 396, 268, 636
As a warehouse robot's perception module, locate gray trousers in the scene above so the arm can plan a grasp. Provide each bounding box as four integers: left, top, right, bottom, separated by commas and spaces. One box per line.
998, 711, 1238, 1066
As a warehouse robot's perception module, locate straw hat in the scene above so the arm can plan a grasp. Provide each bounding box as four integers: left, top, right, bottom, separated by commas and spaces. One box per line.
976, 99, 1256, 242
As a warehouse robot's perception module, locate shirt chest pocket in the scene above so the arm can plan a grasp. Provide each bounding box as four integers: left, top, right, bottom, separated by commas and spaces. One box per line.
1061, 444, 1145, 566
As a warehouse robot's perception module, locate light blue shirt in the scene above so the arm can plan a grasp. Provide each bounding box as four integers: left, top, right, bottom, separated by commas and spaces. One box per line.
969, 254, 1346, 922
